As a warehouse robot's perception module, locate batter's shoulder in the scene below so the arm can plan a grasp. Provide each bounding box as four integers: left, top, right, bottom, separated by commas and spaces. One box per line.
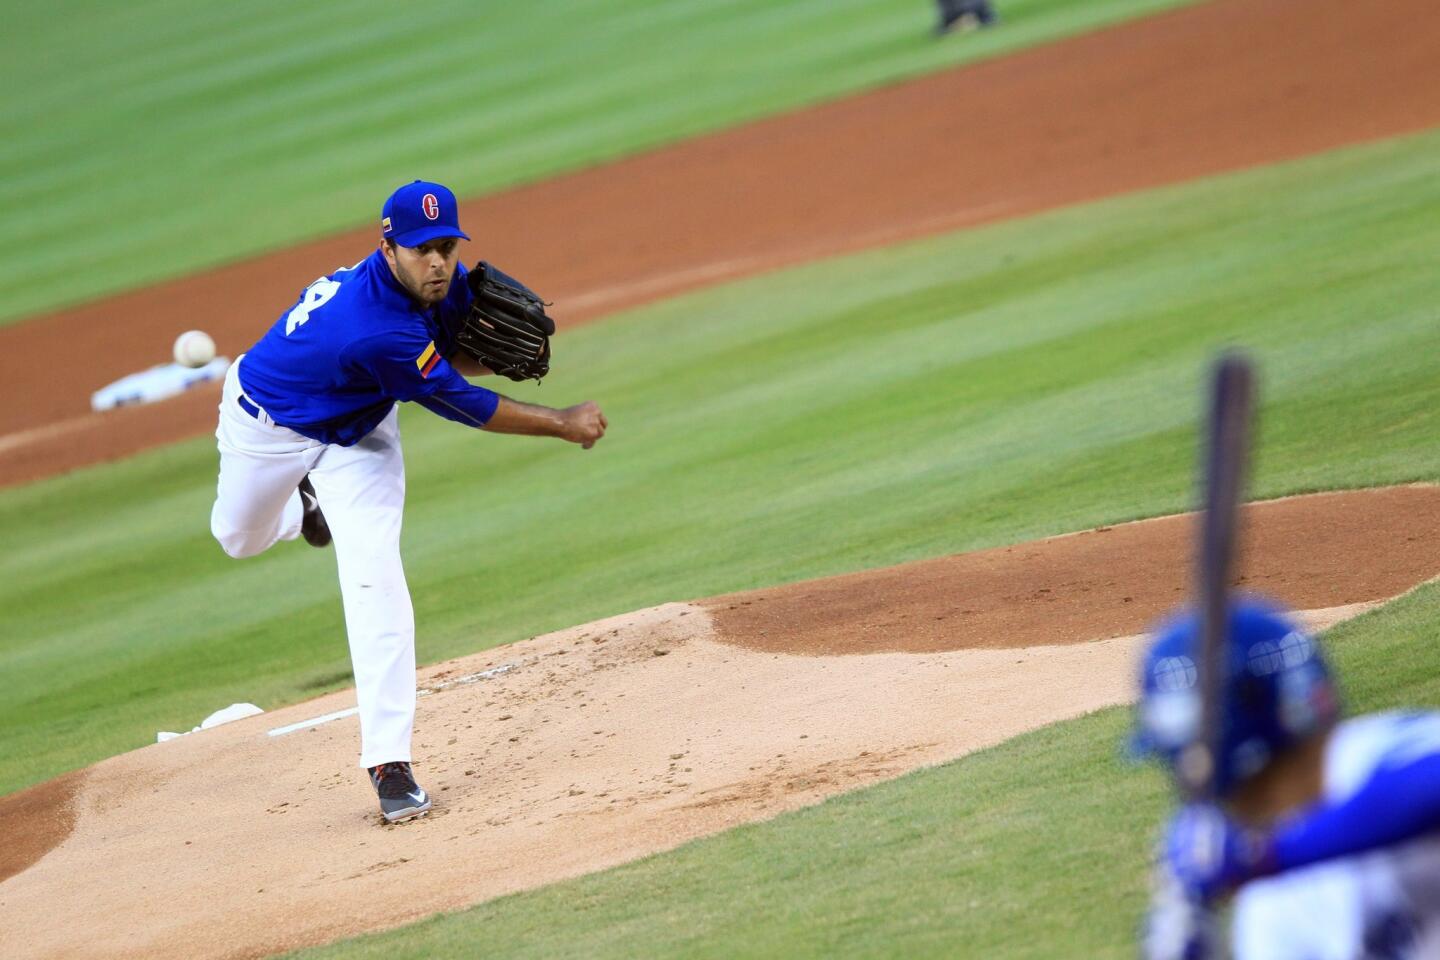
1328, 711, 1440, 797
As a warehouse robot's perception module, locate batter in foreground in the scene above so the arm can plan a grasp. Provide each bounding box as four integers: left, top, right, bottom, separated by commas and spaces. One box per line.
1134, 598, 1440, 958
210, 180, 606, 823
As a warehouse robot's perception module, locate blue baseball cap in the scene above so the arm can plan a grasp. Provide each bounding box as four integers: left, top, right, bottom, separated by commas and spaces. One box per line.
381, 180, 470, 247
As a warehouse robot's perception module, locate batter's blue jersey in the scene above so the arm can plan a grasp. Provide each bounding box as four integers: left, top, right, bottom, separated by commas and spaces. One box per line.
238, 250, 497, 445
1233, 711, 1440, 958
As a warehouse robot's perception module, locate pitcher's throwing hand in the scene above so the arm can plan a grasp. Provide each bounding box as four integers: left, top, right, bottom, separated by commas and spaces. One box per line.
564, 402, 607, 449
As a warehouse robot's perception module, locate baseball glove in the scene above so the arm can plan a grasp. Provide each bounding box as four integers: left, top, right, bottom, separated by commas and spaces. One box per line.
457, 262, 555, 382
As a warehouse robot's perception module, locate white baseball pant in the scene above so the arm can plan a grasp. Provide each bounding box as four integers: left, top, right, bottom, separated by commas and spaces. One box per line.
211, 357, 416, 769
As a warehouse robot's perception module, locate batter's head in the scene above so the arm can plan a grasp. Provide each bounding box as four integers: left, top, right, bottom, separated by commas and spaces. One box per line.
1130, 595, 1340, 797
381, 180, 470, 248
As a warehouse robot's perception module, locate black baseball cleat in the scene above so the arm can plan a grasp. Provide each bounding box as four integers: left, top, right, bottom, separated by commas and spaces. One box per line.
368, 762, 432, 823
297, 475, 332, 548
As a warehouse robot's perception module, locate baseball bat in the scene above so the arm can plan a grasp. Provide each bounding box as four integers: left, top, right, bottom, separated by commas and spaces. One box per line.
1185, 351, 1255, 802
1143, 357, 1254, 960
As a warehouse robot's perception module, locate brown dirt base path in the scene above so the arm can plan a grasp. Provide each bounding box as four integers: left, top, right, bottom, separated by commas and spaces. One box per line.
2, 0, 1440, 487
2, 486, 1437, 960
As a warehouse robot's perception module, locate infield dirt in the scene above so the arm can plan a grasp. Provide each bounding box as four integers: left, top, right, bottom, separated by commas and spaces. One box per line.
2, 0, 1439, 487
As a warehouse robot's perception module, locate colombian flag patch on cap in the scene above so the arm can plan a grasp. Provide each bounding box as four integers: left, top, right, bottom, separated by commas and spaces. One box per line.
416, 341, 440, 378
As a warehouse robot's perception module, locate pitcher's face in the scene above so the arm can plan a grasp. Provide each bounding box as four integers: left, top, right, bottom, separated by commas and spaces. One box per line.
382, 236, 462, 305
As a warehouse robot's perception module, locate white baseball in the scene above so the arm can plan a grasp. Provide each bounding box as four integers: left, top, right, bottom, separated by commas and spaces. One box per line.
173, 330, 217, 368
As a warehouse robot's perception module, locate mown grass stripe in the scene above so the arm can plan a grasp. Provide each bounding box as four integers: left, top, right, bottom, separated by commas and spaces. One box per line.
0, 0, 1201, 325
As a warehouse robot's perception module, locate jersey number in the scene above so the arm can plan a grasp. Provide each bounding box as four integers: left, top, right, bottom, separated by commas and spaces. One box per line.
285, 278, 341, 335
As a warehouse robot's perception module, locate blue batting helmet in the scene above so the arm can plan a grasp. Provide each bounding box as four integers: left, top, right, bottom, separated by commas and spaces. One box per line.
1130, 596, 1340, 796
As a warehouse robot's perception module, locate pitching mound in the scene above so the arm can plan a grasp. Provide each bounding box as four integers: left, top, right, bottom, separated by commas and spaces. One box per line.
3, 486, 1437, 959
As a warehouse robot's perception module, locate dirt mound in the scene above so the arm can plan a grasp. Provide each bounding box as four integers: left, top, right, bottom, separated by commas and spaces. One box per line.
705, 486, 1440, 654
2, 488, 1436, 959
3, 0, 1439, 487
0, 771, 85, 885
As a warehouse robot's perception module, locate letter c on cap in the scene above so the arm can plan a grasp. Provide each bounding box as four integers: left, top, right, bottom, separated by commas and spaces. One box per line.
422, 194, 440, 220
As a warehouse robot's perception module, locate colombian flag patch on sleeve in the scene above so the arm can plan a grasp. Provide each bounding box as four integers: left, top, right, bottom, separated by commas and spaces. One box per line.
416, 341, 440, 378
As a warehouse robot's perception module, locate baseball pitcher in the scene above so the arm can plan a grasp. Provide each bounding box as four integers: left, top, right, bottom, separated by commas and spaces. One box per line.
210, 180, 606, 823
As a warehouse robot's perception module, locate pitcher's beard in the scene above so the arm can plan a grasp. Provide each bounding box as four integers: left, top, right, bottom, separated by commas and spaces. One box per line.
396, 261, 449, 305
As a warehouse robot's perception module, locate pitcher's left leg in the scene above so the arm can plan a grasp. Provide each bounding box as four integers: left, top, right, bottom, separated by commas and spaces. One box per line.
309, 408, 416, 770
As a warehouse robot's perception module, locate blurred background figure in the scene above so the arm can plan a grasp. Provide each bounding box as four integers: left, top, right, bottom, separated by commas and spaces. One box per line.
1132, 597, 1440, 959
935, 0, 998, 35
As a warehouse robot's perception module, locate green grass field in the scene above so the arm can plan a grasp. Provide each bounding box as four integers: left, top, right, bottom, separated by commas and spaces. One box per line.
3, 120, 1438, 805
0, 0, 1199, 327
3, 82, 1439, 960
5, 2, 1435, 956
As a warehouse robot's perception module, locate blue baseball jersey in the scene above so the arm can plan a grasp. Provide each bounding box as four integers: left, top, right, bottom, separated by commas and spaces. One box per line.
237, 249, 498, 445
1233, 711, 1440, 958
